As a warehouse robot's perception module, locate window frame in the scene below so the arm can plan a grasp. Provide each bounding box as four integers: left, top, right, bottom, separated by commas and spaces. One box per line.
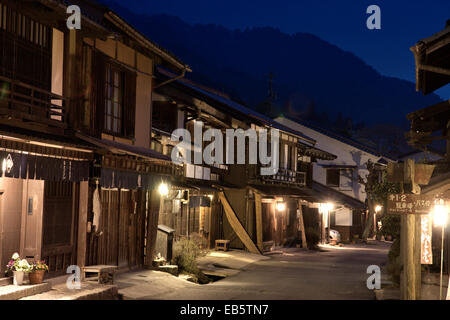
326, 168, 341, 187
104, 64, 125, 135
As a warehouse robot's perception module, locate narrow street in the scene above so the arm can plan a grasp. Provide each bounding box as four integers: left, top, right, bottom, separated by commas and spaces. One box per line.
117, 241, 391, 300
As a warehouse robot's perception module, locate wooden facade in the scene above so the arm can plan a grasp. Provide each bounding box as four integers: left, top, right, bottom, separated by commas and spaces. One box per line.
152, 69, 337, 252
0, 0, 190, 277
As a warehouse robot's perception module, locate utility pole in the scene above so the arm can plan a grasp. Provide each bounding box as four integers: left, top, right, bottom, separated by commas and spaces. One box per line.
266, 72, 276, 101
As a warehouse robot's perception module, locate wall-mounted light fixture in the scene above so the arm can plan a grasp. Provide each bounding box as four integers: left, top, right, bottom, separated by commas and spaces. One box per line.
276, 201, 286, 212
158, 182, 169, 197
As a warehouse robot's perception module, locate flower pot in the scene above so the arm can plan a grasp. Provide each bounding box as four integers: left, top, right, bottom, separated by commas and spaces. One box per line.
13, 271, 24, 286
29, 270, 46, 285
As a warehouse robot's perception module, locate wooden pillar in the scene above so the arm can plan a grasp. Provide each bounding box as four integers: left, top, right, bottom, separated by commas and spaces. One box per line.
145, 189, 161, 266
254, 192, 263, 252
298, 202, 307, 249
401, 213, 422, 300
414, 214, 422, 299
77, 181, 89, 280
64, 28, 82, 127
400, 214, 406, 299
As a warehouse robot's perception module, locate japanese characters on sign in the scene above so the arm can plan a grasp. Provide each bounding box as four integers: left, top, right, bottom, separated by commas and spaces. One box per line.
420, 215, 433, 265
387, 193, 438, 215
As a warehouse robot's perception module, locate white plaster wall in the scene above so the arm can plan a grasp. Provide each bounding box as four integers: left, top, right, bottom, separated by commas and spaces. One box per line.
275, 117, 386, 203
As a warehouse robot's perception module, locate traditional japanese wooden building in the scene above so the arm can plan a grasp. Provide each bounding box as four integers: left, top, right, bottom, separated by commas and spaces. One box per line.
0, 0, 191, 277
153, 68, 338, 253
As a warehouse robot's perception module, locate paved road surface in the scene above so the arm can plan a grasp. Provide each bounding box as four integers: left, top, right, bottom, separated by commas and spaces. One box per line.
117, 241, 391, 300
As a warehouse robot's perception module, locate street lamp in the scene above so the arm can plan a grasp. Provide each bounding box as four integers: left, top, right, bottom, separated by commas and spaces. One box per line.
432, 203, 449, 300
375, 205, 382, 214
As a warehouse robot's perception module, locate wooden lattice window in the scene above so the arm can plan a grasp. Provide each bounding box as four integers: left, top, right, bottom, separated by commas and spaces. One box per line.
0, 3, 51, 89
104, 66, 124, 134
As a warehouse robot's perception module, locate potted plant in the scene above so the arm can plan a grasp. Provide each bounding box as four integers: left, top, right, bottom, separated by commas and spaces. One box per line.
6, 253, 31, 286
29, 260, 48, 285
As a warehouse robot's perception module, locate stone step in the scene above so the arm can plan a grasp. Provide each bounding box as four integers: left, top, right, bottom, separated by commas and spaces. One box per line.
0, 282, 51, 300
21, 282, 119, 300
157, 265, 178, 276
0, 277, 13, 286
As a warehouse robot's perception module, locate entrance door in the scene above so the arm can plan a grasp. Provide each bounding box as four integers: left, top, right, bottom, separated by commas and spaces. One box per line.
41, 181, 78, 276
95, 189, 145, 269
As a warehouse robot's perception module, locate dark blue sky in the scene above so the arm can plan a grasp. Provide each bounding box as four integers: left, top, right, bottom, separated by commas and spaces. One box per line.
116, 0, 449, 99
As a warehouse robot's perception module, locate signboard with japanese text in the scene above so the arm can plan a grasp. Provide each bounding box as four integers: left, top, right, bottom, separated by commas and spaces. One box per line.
387, 193, 445, 215
420, 215, 433, 264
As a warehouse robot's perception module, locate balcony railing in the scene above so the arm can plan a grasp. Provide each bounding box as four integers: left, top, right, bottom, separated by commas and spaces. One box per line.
0, 75, 66, 128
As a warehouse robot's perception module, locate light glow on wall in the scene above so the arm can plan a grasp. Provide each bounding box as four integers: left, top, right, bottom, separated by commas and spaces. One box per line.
276, 202, 286, 212
158, 182, 169, 197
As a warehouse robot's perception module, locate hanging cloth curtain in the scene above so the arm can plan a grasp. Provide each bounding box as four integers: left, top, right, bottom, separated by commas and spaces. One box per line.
93, 182, 102, 232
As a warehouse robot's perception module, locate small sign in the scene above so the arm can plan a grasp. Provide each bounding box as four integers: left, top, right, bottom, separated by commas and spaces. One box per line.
387, 193, 442, 215
421, 215, 433, 264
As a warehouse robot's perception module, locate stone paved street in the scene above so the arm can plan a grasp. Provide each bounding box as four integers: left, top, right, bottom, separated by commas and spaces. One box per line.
116, 241, 391, 300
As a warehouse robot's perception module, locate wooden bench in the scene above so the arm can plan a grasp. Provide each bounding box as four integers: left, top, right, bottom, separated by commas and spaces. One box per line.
82, 265, 118, 284
215, 240, 230, 252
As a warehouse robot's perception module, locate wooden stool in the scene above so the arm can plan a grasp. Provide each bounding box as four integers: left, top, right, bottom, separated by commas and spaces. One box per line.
82, 265, 118, 284
215, 240, 230, 251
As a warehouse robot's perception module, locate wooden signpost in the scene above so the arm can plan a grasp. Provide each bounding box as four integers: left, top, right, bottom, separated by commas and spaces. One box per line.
387, 193, 442, 215
386, 160, 436, 300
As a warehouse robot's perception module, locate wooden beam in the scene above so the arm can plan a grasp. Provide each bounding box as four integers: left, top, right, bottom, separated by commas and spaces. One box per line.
298, 201, 308, 249
218, 192, 261, 255
77, 181, 89, 280
254, 191, 263, 252
418, 64, 450, 76
145, 189, 161, 266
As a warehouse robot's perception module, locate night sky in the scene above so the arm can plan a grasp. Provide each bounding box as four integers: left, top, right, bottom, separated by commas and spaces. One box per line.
114, 0, 450, 99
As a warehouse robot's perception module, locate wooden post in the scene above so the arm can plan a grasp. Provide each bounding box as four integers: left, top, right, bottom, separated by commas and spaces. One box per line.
145, 189, 161, 266
298, 202, 307, 249
414, 214, 422, 300
400, 214, 406, 299
254, 192, 263, 252
405, 214, 416, 300
77, 181, 89, 280
399, 160, 423, 300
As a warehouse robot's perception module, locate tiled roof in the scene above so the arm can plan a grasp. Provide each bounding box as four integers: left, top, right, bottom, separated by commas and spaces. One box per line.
277, 115, 396, 161
156, 67, 317, 144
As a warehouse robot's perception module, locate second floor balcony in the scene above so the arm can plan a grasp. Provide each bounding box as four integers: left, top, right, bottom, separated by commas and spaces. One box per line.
0, 75, 66, 130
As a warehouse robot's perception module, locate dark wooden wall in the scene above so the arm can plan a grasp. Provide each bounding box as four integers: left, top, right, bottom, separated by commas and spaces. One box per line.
86, 189, 146, 270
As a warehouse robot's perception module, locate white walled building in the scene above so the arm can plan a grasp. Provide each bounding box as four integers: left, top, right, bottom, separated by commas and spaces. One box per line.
275, 116, 395, 241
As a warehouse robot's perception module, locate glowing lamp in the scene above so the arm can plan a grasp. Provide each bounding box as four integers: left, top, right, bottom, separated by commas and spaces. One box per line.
158, 182, 169, 197
433, 204, 448, 227
276, 202, 286, 212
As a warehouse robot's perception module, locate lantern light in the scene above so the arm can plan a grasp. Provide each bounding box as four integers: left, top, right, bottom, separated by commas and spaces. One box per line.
158, 182, 169, 197
433, 204, 448, 227
276, 202, 286, 212
375, 205, 382, 213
